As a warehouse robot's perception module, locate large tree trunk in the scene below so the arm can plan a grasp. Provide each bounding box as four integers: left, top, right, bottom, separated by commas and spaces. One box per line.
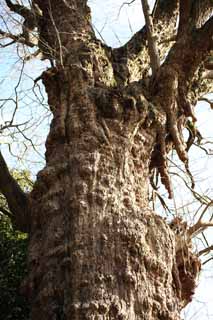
27, 68, 183, 319
26, 64, 184, 319
2, 0, 212, 319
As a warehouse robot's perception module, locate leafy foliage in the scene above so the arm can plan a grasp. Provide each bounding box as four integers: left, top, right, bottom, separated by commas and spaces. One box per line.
0, 171, 31, 320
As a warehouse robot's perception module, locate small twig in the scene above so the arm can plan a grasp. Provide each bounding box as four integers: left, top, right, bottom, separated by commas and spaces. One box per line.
0, 39, 16, 48
0, 29, 35, 47
203, 257, 213, 265
10, 59, 25, 125
187, 201, 213, 238
91, 24, 106, 44
159, 35, 177, 44
175, 173, 210, 204
198, 245, 213, 257
117, 0, 136, 18
48, 0, 64, 66
198, 97, 213, 109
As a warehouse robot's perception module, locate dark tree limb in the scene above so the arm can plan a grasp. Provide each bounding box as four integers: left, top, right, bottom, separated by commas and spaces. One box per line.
198, 15, 213, 41
4, 0, 41, 47
0, 151, 29, 232
191, 0, 213, 28
178, 0, 193, 35
178, 0, 212, 35
5, 0, 34, 20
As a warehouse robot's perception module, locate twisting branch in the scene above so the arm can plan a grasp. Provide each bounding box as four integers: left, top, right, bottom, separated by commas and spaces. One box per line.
140, 0, 160, 76
0, 150, 29, 232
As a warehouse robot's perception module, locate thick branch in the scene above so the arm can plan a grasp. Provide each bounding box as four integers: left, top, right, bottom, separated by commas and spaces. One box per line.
5, 0, 32, 19
178, 0, 212, 35
148, 13, 213, 197
140, 0, 160, 76
112, 0, 179, 83
4, 0, 41, 47
164, 14, 213, 84
32, 0, 94, 65
0, 151, 29, 232
203, 70, 213, 79
126, 0, 178, 56
191, 0, 213, 28
198, 15, 213, 42
178, 0, 193, 35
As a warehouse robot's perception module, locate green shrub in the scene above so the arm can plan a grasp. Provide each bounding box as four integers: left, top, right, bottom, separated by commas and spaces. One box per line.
0, 215, 29, 320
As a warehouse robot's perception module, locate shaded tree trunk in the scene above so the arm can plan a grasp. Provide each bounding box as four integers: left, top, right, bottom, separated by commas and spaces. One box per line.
1, 0, 213, 319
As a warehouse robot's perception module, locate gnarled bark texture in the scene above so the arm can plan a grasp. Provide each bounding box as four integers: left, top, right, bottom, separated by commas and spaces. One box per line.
1, 0, 213, 319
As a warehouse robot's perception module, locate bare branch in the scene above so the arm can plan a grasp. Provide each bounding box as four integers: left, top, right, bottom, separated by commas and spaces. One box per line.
112, 0, 179, 82
198, 97, 213, 109
5, 0, 33, 20
0, 150, 29, 232
198, 245, 213, 257
3, 0, 41, 47
187, 201, 213, 238
140, 0, 160, 76
0, 28, 35, 47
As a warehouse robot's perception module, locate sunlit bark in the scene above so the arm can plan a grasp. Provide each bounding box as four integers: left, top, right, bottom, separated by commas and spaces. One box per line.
1, 0, 212, 318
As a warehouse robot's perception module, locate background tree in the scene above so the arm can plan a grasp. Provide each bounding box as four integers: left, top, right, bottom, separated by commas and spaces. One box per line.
0, 0, 213, 319
0, 170, 31, 320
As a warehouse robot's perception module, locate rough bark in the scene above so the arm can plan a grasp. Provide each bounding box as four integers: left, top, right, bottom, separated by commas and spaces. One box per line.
1, 0, 213, 319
